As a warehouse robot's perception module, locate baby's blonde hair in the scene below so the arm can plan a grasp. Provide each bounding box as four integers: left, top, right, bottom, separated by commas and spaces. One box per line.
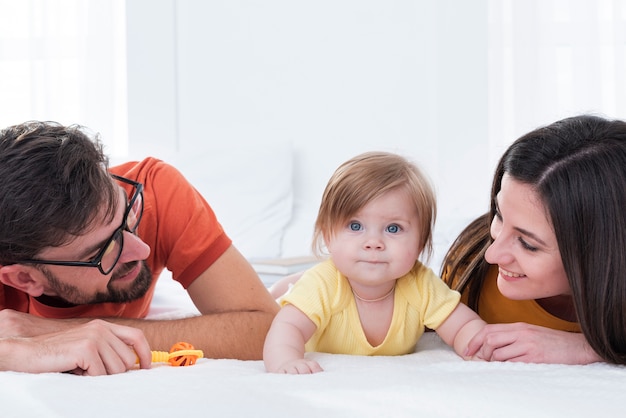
312, 151, 436, 262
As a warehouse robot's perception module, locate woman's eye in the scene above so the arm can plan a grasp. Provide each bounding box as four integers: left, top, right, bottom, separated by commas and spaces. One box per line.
386, 224, 400, 233
518, 237, 538, 252
349, 222, 362, 231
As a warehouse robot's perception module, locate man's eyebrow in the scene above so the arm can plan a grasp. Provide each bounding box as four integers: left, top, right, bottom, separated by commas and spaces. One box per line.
77, 187, 128, 260
76, 235, 111, 261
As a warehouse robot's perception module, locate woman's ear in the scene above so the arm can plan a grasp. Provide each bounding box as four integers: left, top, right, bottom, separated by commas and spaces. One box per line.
0, 264, 45, 296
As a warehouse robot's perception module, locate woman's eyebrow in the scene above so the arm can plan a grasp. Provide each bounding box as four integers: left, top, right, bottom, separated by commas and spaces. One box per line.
513, 226, 548, 247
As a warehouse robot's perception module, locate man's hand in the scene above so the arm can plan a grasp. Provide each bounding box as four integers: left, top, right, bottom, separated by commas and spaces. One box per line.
0, 319, 152, 375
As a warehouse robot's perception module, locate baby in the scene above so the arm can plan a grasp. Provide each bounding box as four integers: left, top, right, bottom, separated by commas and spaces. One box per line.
263, 151, 486, 373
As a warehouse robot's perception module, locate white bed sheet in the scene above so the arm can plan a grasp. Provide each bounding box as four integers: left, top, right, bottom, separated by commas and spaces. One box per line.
2, 333, 624, 418
1, 276, 624, 418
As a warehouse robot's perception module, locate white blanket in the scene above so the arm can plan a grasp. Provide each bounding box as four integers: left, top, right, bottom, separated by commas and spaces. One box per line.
2, 333, 624, 418
2, 278, 625, 417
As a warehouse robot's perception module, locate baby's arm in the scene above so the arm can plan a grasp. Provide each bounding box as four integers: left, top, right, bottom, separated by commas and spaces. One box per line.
263, 304, 322, 374
435, 303, 487, 359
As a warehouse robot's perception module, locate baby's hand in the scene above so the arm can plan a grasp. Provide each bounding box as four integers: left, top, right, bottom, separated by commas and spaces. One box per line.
274, 358, 323, 374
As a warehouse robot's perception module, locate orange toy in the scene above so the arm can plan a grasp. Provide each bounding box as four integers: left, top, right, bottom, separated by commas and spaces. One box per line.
142, 342, 204, 366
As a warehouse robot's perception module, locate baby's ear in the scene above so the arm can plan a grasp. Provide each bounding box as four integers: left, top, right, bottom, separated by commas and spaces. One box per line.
0, 264, 46, 296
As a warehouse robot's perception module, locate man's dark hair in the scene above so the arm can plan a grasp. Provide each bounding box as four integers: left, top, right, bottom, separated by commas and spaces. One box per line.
0, 121, 119, 263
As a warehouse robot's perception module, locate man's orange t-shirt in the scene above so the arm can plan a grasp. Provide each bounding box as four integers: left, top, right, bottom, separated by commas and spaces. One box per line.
0, 157, 232, 319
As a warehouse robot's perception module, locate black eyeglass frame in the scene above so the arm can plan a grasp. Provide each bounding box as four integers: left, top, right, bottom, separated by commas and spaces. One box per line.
16, 175, 144, 275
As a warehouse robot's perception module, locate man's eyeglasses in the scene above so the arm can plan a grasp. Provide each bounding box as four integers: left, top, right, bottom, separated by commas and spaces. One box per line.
17, 175, 144, 275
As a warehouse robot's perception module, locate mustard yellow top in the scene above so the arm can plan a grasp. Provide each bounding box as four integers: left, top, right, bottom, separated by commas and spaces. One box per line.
464, 265, 580, 332
280, 259, 461, 355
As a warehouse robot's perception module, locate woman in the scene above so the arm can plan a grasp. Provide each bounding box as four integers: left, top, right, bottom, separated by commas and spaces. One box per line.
442, 114, 626, 365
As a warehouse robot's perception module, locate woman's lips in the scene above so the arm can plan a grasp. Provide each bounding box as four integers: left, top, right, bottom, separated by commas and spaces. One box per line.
499, 267, 525, 281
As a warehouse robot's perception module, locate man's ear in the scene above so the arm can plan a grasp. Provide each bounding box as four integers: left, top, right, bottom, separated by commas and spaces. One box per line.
0, 264, 45, 296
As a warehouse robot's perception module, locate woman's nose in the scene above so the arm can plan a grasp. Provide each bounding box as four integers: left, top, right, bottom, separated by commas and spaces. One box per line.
484, 233, 513, 265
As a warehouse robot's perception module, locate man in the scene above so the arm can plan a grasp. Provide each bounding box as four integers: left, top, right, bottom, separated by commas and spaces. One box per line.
0, 121, 279, 375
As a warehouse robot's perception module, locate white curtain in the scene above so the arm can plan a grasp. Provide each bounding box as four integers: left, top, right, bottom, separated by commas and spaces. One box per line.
488, 0, 626, 165
2, 1, 626, 162
0, 0, 127, 157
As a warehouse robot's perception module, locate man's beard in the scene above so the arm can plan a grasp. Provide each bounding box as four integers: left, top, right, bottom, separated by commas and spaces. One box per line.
41, 261, 154, 305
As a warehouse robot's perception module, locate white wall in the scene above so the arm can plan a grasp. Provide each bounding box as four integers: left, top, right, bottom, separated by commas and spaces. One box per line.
126, 0, 491, 270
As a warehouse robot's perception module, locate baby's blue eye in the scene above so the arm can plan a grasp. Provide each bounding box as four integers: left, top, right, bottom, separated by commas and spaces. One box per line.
386, 224, 400, 233
349, 222, 362, 231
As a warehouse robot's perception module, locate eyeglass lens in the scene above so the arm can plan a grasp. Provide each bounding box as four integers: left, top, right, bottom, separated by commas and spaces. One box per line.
100, 188, 143, 273
127, 192, 143, 232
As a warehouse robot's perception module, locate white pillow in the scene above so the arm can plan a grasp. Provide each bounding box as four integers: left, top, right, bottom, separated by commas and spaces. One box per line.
171, 142, 293, 259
